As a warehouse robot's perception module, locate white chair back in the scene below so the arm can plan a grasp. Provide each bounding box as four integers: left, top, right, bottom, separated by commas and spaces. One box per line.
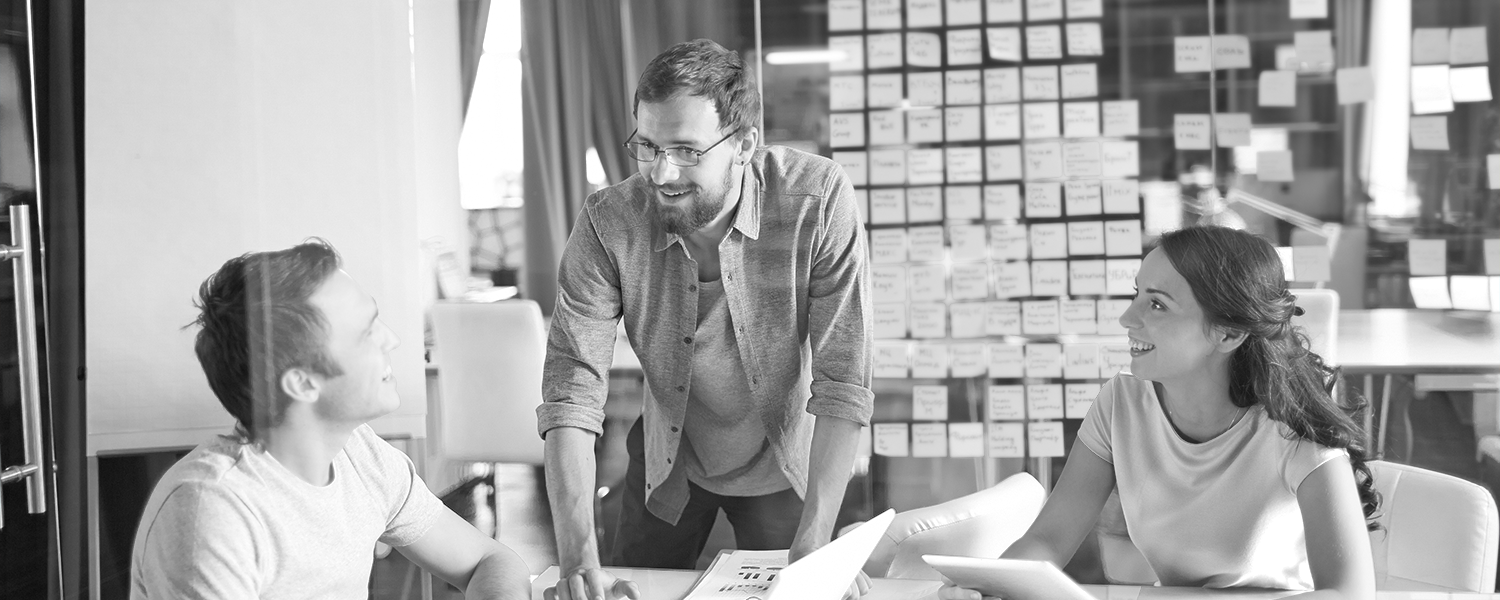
1291, 288, 1339, 366
1368, 460, 1499, 592
865, 473, 1046, 580
429, 300, 547, 464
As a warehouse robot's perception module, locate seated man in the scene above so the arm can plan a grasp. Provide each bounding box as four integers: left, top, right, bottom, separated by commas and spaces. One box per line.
131, 240, 530, 599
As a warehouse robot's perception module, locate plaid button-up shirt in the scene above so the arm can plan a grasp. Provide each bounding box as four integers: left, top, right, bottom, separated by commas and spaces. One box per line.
537, 145, 874, 524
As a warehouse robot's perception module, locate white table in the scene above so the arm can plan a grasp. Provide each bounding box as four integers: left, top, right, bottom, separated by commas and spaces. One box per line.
531, 566, 1499, 599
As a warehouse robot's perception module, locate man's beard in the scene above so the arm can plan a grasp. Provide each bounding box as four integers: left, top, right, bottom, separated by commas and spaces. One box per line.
657, 166, 736, 235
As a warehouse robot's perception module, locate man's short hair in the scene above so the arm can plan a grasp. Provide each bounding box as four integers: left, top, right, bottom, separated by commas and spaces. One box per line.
634, 38, 760, 137
190, 240, 344, 440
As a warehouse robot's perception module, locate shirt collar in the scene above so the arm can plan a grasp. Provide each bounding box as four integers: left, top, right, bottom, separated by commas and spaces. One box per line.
649, 151, 763, 252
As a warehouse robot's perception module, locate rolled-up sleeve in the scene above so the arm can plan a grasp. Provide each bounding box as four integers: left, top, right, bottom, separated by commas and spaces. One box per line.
804, 173, 875, 426
537, 198, 622, 438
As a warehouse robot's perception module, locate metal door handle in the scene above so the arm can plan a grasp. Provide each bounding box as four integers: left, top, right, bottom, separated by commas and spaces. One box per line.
0, 204, 46, 529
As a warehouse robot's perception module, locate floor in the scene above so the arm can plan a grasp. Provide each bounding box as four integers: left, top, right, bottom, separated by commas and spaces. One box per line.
369, 379, 1499, 598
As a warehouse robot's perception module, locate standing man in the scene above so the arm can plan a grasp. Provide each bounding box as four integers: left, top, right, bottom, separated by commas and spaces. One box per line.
132, 241, 531, 599
538, 39, 873, 600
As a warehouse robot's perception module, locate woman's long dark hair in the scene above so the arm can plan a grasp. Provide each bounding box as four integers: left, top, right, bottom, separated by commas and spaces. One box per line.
1158, 226, 1379, 529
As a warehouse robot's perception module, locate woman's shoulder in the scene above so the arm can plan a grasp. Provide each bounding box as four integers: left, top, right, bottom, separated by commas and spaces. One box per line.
1101, 372, 1154, 403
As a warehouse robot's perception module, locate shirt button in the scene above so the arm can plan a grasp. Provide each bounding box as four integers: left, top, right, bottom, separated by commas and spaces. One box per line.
683, 336, 693, 344
667, 458, 673, 464
726, 273, 734, 281
671, 426, 679, 432
688, 284, 698, 292
676, 385, 685, 392
646, 483, 652, 490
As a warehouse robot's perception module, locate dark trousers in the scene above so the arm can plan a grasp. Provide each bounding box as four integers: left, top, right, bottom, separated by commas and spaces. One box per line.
609, 418, 804, 569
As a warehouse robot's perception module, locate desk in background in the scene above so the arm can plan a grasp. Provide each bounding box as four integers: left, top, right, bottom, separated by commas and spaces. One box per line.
530, 566, 1500, 599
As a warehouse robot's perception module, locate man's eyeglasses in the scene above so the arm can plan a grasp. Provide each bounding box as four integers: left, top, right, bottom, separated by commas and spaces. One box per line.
622, 129, 738, 168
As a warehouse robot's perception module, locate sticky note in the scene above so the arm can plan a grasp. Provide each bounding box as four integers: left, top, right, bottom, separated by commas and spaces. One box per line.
948, 0, 984, 25
1027, 25, 1064, 60
873, 342, 909, 378
987, 27, 1023, 62
913, 385, 950, 420
1022, 299, 1062, 334
1065, 383, 1101, 419
950, 223, 989, 261
1025, 182, 1063, 218
908, 225, 946, 262
908, 149, 946, 185
1451, 66, 1492, 103
869, 111, 905, 146
985, 67, 1021, 103
1068, 221, 1106, 256
869, 149, 906, 185
867, 0, 903, 29
1451, 27, 1489, 65
873, 423, 909, 456
1259, 70, 1297, 107
987, 0, 1023, 23
1289, 0, 1326, 19
993, 261, 1031, 298
908, 0, 943, 27
913, 344, 951, 378
1066, 0, 1102, 18
1064, 181, 1102, 215
1023, 66, 1061, 100
985, 300, 1022, 337
1027, 383, 1065, 418
1409, 116, 1450, 151
830, 75, 865, 110
1102, 100, 1139, 137
1062, 298, 1098, 334
947, 423, 985, 457
1215, 113, 1252, 148
1257, 150, 1294, 182
1408, 239, 1447, 276
1025, 142, 1064, 179
986, 144, 1024, 181
874, 302, 907, 337
1105, 258, 1141, 295
1069, 260, 1106, 295
1029, 421, 1065, 457
909, 265, 946, 302
1030, 223, 1069, 259
909, 72, 945, 107
1175, 36, 1212, 73
1409, 276, 1453, 310
1066, 22, 1104, 56
952, 264, 991, 301
1292, 245, 1332, 283
1096, 299, 1129, 335
951, 304, 988, 338
1213, 35, 1252, 69
830, 112, 865, 148
947, 109, 985, 144
1412, 28, 1450, 65
1174, 114, 1213, 150
987, 423, 1025, 457
830, 36, 865, 72
1294, 30, 1334, 72
912, 423, 948, 457
1102, 179, 1139, 214
1064, 344, 1101, 379
1063, 141, 1101, 178
1411, 65, 1454, 115
870, 189, 906, 224
872, 265, 908, 301
867, 33, 905, 69
1026, 0, 1064, 21
910, 303, 949, 340
906, 32, 943, 67
949, 29, 985, 66
1023, 102, 1061, 139
1099, 344, 1131, 377
829, 0, 863, 30
947, 185, 983, 220
1104, 220, 1142, 256
1451, 276, 1492, 312
947, 70, 985, 105
1058, 105, 1100, 142
1060, 64, 1099, 99
868, 74, 905, 108
985, 184, 1022, 220
1336, 67, 1374, 104
1100, 141, 1140, 177
1025, 345, 1064, 380
1484, 239, 1500, 274
833, 151, 868, 186
986, 104, 1022, 140
988, 383, 1026, 418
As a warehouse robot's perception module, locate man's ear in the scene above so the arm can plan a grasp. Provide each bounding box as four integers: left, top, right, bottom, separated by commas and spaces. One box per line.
734, 127, 760, 165
280, 368, 322, 405
1214, 327, 1249, 354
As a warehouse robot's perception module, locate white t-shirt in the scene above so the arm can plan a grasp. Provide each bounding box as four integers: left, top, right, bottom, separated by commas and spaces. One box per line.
130, 424, 444, 599
1078, 375, 1346, 591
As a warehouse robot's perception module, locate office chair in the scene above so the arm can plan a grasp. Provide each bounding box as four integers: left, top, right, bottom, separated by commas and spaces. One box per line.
1368, 460, 1499, 592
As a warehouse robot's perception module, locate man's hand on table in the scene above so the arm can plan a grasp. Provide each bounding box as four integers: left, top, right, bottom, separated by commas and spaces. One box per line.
790, 539, 871, 599
542, 566, 640, 600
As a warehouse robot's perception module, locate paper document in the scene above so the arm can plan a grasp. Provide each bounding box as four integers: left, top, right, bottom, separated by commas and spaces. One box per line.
683, 550, 788, 600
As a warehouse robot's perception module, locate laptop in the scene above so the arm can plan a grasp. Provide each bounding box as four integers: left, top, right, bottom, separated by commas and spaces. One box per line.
761, 508, 895, 599
922, 555, 1098, 600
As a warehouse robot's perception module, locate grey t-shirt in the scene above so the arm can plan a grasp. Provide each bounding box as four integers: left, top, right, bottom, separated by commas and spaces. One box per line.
130, 424, 443, 599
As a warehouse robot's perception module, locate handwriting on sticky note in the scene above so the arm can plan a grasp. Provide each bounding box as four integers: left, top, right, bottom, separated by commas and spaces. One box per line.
1336, 67, 1374, 104
1060, 64, 1098, 99
1064, 181, 1102, 215
986, 145, 1023, 181
947, 423, 985, 457
948, 29, 984, 66
1215, 113, 1252, 148
1023, 65, 1061, 100
1061, 299, 1098, 333
985, 67, 1021, 103
947, 70, 984, 105
1067, 221, 1105, 255
907, 32, 943, 67
1102, 100, 1138, 137
867, 33, 904, 69
1026, 383, 1064, 418
833, 151, 867, 186
949, 223, 988, 261
830, 75, 864, 110
1027, 25, 1063, 60
949, 0, 984, 25
947, 107, 984, 143
1411, 65, 1454, 115
1063, 141, 1101, 178
870, 189, 905, 225
1023, 102, 1060, 139
1065, 382, 1100, 418
987, 423, 1024, 457
873, 302, 906, 338
1102, 179, 1139, 214
1213, 35, 1252, 70
951, 264, 989, 301
1412, 28, 1450, 66
1174, 114, 1212, 150
909, 265, 945, 302
907, 0, 942, 27
911, 423, 948, 457
985, 184, 1022, 219
1259, 70, 1297, 107
987, 344, 1024, 382
1408, 239, 1447, 276
986, 104, 1022, 140
1025, 142, 1064, 180
1024, 345, 1063, 380
908, 149, 946, 185
987, 27, 1022, 62
1175, 36, 1212, 73
1026, 0, 1064, 21
1066, 22, 1103, 56
867, 74, 904, 107
1451, 27, 1489, 65
866, 0, 902, 29
828, 0, 863, 31
1022, 299, 1061, 334
1105, 219, 1142, 256
1028, 421, 1065, 457
1410, 116, 1450, 151
1100, 141, 1139, 177
873, 342, 909, 378
913, 385, 949, 420
873, 423, 909, 456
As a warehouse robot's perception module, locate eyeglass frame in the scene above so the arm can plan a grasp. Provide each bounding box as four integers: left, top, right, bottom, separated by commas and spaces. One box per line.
621, 128, 741, 168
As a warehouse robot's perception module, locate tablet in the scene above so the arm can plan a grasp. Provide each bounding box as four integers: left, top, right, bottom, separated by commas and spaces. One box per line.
922, 555, 1098, 600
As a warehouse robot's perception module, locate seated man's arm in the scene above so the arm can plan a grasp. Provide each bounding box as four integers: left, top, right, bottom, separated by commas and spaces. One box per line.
134, 484, 260, 599
396, 509, 532, 600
